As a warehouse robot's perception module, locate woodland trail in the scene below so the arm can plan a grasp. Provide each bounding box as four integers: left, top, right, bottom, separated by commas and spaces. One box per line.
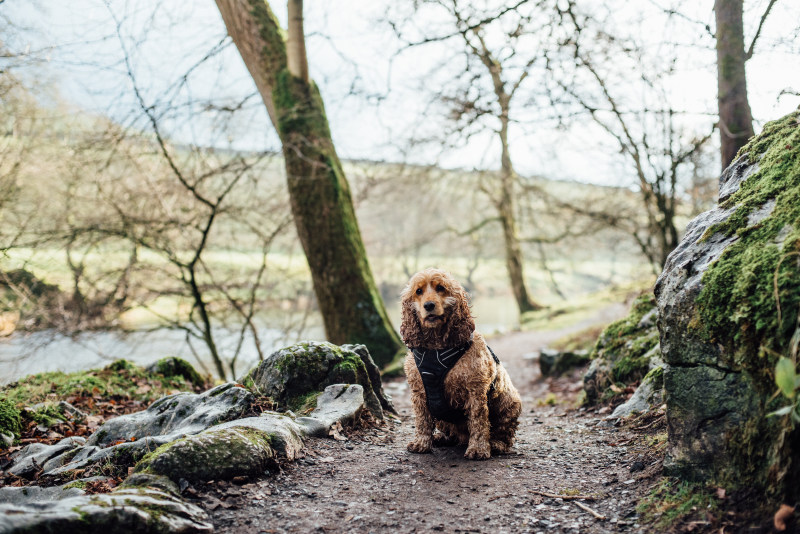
197, 303, 664, 534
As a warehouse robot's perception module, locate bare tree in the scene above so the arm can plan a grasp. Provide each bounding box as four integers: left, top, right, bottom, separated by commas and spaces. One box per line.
0, 5, 299, 380
388, 0, 552, 314
547, 1, 716, 267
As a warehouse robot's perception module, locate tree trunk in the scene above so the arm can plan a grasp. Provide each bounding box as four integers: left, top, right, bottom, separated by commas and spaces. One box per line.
715, 0, 754, 170
215, 0, 403, 365
498, 113, 542, 314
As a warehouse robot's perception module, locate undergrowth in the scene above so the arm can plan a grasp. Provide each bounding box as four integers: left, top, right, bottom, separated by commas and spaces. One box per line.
637, 478, 721, 530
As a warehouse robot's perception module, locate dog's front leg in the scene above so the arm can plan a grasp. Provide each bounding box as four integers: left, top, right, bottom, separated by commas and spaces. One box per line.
464, 388, 491, 460
407, 389, 435, 454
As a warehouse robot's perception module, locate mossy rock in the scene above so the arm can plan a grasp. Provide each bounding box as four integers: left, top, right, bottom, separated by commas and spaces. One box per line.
146, 357, 205, 389
655, 111, 800, 511
539, 349, 591, 377
582, 294, 660, 404
135, 427, 275, 483
0, 486, 211, 533
241, 341, 389, 419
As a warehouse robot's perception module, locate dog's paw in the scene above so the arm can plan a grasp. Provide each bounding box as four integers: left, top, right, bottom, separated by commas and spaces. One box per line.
407, 438, 433, 454
464, 444, 491, 460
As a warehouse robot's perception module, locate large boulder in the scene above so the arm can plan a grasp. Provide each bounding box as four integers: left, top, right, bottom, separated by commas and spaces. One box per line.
132, 383, 369, 484
241, 341, 392, 418
654, 112, 800, 505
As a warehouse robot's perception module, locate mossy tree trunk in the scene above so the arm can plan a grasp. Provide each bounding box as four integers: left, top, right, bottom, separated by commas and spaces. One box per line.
214, 0, 403, 366
715, 0, 754, 170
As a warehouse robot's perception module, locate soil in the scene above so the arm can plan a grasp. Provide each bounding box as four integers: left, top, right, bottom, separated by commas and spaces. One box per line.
194, 305, 668, 534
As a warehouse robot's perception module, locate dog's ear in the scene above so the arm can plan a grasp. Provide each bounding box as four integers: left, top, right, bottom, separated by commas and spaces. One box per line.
400, 290, 423, 347
446, 284, 475, 347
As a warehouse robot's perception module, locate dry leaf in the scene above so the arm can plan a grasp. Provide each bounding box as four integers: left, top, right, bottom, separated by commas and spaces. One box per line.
329, 421, 347, 441
774, 504, 795, 531
715, 487, 726, 499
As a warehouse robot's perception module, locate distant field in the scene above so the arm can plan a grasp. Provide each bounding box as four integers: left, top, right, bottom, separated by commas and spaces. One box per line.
4, 243, 653, 333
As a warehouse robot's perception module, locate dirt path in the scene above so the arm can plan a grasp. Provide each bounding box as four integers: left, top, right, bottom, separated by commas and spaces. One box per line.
196, 305, 661, 533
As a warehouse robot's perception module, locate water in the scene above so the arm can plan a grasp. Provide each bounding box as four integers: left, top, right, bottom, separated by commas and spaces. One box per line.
0, 325, 325, 384
0, 294, 520, 384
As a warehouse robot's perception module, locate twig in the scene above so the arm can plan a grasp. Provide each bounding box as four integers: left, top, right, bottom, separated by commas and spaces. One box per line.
634, 415, 665, 431
574, 501, 606, 520
532, 490, 597, 501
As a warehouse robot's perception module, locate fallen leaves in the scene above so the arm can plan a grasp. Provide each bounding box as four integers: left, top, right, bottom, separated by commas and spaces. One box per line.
328, 421, 348, 441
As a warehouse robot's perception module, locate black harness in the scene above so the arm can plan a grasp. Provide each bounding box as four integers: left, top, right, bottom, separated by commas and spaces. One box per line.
409, 339, 501, 423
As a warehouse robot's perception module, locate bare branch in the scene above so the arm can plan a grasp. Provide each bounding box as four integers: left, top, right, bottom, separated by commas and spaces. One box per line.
745, 0, 779, 60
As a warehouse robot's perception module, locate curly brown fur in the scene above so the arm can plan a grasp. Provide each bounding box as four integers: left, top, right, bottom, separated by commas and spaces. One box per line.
401, 268, 522, 460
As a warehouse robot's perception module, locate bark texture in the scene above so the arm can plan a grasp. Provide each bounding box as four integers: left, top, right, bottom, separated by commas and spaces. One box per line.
715, 0, 754, 170
214, 0, 403, 365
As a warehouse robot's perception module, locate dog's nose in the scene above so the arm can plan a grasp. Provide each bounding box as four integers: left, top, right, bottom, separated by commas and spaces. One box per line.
423, 301, 435, 312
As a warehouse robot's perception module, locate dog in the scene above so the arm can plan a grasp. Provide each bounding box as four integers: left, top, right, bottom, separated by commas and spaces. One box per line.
400, 268, 522, 460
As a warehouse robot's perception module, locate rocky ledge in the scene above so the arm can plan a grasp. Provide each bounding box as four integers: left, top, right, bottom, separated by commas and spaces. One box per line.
0, 342, 389, 534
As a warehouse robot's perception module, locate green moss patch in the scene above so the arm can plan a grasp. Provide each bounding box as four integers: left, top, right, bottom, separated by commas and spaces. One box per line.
149, 357, 205, 388
0, 397, 22, 440
134, 427, 274, 483
697, 111, 800, 383
2, 359, 202, 409
23, 402, 66, 427
591, 294, 659, 385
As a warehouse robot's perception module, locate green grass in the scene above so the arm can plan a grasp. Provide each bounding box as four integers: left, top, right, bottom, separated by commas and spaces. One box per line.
637, 478, 721, 529
1, 359, 205, 416
519, 277, 656, 332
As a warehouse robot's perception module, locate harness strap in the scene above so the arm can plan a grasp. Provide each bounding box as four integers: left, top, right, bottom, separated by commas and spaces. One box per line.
410, 340, 503, 423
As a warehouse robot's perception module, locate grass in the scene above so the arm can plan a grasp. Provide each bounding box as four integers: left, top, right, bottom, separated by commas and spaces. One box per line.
519, 277, 656, 332
536, 392, 559, 406
637, 478, 721, 530
1, 358, 206, 417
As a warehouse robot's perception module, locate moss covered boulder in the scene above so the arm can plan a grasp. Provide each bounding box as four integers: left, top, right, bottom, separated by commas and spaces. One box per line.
134, 426, 277, 483
583, 294, 661, 405
146, 357, 206, 389
654, 111, 800, 506
241, 341, 392, 419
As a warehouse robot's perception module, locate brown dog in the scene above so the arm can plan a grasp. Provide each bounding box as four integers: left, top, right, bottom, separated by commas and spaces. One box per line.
401, 268, 522, 460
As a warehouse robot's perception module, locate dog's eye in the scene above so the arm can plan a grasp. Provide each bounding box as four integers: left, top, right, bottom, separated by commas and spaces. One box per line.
415, 288, 423, 295
436, 285, 445, 293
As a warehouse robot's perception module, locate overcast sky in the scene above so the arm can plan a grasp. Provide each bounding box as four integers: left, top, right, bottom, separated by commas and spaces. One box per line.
4, 0, 799, 186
